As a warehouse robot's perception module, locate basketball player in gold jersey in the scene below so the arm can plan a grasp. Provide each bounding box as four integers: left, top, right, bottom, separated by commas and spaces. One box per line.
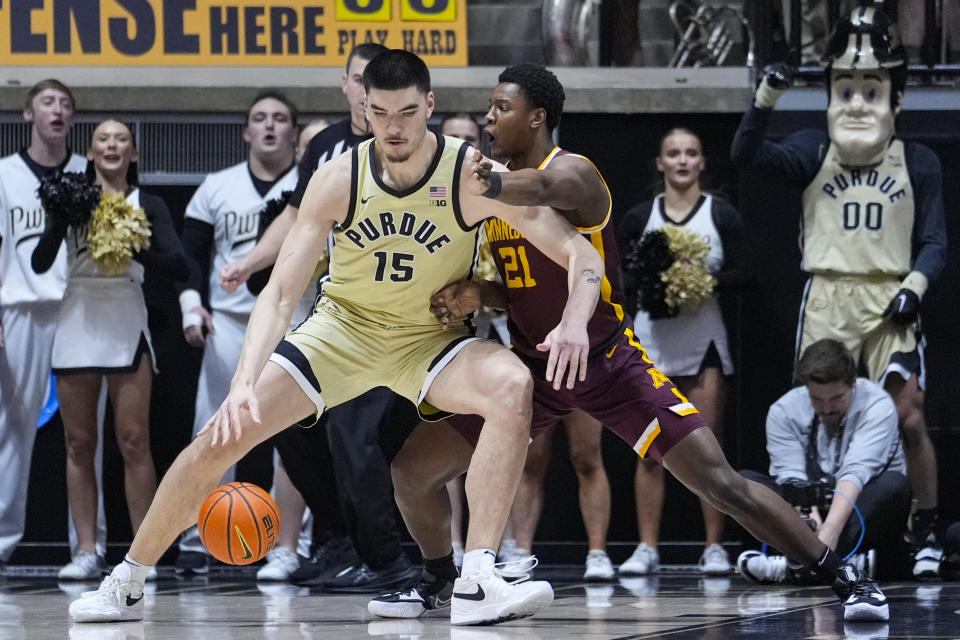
69, 50, 605, 627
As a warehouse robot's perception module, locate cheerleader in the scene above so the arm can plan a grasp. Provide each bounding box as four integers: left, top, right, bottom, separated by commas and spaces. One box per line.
32, 120, 189, 580
619, 127, 750, 576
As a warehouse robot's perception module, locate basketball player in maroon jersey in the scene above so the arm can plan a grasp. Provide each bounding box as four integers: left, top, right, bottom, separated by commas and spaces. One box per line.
368, 63, 889, 624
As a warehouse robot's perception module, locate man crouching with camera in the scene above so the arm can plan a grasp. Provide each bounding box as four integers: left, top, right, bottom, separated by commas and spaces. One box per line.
739, 339, 912, 582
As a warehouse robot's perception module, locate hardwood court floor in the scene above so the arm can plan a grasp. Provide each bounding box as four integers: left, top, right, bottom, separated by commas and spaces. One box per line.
1, 566, 956, 639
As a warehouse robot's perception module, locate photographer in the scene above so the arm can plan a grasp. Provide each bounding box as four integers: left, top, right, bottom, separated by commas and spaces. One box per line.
740, 339, 911, 579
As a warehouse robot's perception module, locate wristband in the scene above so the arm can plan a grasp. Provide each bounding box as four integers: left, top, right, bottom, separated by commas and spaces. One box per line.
179, 289, 202, 317
182, 312, 203, 330
754, 79, 785, 109
900, 271, 929, 299
482, 171, 503, 199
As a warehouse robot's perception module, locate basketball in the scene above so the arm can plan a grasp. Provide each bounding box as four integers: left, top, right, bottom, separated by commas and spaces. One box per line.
197, 482, 280, 565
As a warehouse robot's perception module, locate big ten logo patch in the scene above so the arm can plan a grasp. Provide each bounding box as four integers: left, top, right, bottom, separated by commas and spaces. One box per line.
261, 514, 277, 553
336, 0, 457, 22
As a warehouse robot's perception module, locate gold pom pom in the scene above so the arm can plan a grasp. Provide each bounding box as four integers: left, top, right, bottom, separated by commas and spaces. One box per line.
87, 192, 152, 276
660, 226, 715, 314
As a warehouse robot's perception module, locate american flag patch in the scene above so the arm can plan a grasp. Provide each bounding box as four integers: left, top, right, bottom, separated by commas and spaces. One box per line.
429, 186, 447, 198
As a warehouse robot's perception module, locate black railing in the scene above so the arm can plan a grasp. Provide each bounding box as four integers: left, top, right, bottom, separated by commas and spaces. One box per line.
596, 0, 958, 79
779, 0, 950, 69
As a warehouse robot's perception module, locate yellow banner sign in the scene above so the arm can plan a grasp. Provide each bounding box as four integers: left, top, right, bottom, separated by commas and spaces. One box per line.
0, 0, 467, 66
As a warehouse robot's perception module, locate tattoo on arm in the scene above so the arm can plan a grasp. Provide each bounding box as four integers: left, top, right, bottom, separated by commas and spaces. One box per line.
583, 269, 602, 285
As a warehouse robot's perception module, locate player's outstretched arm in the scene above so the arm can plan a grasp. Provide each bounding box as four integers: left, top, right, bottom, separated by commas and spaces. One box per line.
469, 151, 609, 221
460, 154, 603, 390
220, 203, 300, 293
200, 158, 346, 446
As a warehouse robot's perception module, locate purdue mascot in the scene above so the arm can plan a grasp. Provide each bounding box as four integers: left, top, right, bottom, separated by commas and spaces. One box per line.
731, 7, 948, 579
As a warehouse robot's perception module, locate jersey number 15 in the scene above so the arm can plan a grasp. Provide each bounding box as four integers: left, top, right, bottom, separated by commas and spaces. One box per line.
373, 251, 415, 282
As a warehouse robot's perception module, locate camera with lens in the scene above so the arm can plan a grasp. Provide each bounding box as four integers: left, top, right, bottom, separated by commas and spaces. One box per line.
780, 479, 833, 532
781, 479, 833, 512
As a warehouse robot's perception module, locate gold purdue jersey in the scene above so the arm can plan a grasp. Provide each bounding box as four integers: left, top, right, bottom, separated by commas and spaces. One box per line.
321, 133, 482, 327
801, 139, 915, 276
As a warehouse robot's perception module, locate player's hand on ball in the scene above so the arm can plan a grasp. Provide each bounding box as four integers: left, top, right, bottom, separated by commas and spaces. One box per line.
219, 260, 251, 293
883, 288, 920, 326
199, 382, 261, 447
430, 280, 482, 328
536, 321, 589, 391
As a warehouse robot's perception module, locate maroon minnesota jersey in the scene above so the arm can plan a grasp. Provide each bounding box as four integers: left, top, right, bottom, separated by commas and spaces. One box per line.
485, 147, 627, 360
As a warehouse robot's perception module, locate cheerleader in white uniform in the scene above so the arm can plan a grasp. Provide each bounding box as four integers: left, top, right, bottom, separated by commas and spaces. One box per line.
619, 128, 750, 576
32, 120, 189, 580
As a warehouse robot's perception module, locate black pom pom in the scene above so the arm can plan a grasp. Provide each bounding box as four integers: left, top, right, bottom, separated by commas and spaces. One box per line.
257, 190, 293, 240
36, 170, 101, 229
623, 229, 676, 320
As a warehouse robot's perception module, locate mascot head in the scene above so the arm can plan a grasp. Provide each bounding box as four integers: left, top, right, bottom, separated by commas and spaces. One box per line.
822, 7, 907, 165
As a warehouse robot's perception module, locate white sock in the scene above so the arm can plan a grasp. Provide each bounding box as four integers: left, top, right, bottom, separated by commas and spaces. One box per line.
121, 555, 153, 584
461, 549, 496, 576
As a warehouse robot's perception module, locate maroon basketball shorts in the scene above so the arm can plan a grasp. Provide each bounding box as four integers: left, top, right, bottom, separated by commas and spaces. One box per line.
446, 326, 709, 462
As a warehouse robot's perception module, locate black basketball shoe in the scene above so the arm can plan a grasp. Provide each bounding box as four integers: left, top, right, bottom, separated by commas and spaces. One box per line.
289, 536, 359, 587
367, 570, 455, 618
832, 563, 889, 622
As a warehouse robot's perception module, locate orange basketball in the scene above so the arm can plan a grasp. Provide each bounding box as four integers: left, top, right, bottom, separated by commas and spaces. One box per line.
197, 482, 280, 565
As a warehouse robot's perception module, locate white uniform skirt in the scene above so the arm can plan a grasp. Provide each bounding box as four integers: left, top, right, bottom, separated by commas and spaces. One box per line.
52, 277, 157, 373
633, 296, 733, 377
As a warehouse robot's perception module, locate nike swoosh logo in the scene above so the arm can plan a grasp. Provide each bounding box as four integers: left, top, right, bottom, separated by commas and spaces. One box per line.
433, 595, 452, 607
234, 525, 254, 560
361, 195, 376, 204
126, 593, 143, 607
453, 584, 485, 602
